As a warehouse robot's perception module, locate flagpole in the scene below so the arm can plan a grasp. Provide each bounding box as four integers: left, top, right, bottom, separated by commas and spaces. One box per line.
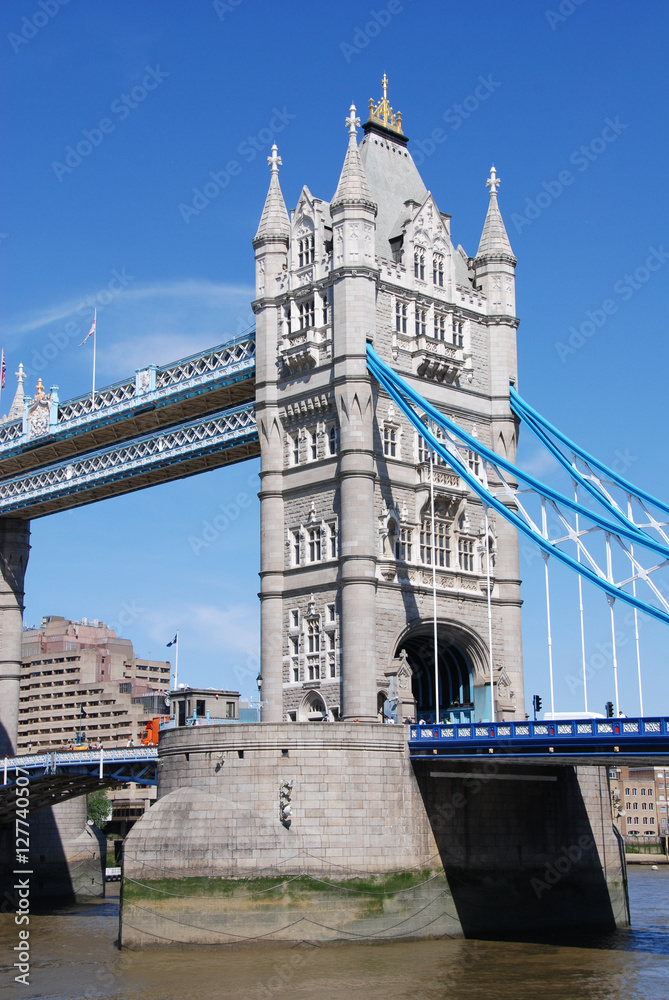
91, 309, 97, 410
174, 629, 179, 691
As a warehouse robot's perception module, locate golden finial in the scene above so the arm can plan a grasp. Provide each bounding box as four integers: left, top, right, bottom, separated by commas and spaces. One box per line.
34, 378, 47, 402
367, 74, 404, 135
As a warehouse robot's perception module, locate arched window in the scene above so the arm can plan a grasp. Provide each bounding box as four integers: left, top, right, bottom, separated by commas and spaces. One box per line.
414, 248, 425, 280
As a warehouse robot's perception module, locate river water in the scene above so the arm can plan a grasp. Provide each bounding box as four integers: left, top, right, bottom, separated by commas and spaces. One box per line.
1, 867, 668, 1000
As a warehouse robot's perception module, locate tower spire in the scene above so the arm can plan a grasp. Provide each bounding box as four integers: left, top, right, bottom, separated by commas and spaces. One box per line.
253, 144, 290, 245
331, 104, 375, 211
476, 165, 514, 259
7, 363, 25, 422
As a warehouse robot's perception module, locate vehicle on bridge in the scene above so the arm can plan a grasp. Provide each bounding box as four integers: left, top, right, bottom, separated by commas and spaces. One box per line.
140, 716, 170, 746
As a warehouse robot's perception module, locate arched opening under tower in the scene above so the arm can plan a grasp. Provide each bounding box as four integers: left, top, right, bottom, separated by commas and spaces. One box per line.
396, 628, 478, 724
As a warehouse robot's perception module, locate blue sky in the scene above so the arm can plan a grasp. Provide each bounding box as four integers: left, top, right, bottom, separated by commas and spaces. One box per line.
2, 0, 668, 713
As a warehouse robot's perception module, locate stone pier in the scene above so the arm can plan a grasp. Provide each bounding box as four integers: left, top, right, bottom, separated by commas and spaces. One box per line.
120, 723, 628, 946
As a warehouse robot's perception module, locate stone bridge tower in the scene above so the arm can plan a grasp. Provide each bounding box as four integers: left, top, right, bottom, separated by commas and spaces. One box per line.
253, 80, 523, 725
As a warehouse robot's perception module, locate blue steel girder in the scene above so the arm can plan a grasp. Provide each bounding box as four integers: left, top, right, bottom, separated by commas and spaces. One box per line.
0, 403, 259, 518
0, 335, 256, 480
409, 716, 669, 765
0, 748, 158, 821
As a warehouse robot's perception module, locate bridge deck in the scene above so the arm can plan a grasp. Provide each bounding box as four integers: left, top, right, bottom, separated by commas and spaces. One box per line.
409, 716, 669, 765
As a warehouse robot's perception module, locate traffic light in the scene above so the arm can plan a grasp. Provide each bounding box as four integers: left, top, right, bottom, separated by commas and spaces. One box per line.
532, 695, 542, 720
605, 701, 614, 718
279, 781, 293, 826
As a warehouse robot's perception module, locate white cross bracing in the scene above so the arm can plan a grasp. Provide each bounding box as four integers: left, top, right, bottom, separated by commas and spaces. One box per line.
0, 334, 256, 450
0, 404, 257, 515
367, 345, 669, 629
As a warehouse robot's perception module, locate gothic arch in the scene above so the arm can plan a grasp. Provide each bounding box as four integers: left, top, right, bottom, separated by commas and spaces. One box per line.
392, 619, 490, 723
298, 690, 328, 722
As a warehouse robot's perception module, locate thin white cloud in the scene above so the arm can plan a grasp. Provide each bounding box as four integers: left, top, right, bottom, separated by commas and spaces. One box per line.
2, 278, 254, 340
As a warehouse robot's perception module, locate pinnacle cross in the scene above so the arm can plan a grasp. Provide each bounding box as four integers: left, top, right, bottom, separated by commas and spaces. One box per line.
267, 144, 282, 174
382, 73, 388, 101
486, 165, 501, 197
346, 103, 360, 137
15, 362, 25, 384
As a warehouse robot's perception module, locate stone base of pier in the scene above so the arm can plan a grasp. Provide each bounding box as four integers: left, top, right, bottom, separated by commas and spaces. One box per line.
120, 723, 629, 946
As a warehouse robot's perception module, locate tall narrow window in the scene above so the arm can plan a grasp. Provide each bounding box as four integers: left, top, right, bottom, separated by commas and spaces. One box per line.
308, 528, 321, 562
420, 520, 432, 565
326, 603, 336, 623
415, 308, 427, 337
459, 538, 475, 572
433, 253, 444, 287
434, 313, 446, 340
467, 450, 481, 478
329, 524, 338, 558
395, 527, 413, 562
322, 292, 330, 326
383, 425, 397, 457
453, 319, 464, 347
434, 521, 451, 568
299, 298, 315, 329
292, 531, 301, 566
310, 431, 318, 461
328, 425, 337, 455
395, 301, 407, 333
414, 249, 425, 280
298, 234, 315, 267
292, 435, 299, 465
307, 620, 320, 653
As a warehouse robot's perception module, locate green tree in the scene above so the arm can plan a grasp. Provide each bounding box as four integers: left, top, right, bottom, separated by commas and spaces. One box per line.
87, 789, 111, 828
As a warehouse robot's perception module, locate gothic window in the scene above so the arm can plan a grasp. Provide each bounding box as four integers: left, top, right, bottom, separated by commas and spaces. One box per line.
298, 234, 315, 267
395, 301, 407, 333
414, 248, 425, 280
310, 431, 318, 461
383, 425, 397, 457
329, 659, 336, 678
417, 423, 446, 466
322, 292, 330, 326
453, 319, 464, 347
420, 517, 451, 568
293, 666, 300, 682
328, 523, 338, 558
290, 636, 300, 656
326, 603, 336, 622
299, 298, 315, 329
292, 531, 301, 566
434, 313, 446, 340
291, 609, 300, 628
459, 537, 475, 572
467, 450, 481, 478
433, 253, 444, 287
328, 424, 337, 455
308, 528, 321, 562
328, 632, 336, 651
415, 308, 427, 337
307, 620, 320, 653
292, 435, 300, 465
395, 527, 413, 562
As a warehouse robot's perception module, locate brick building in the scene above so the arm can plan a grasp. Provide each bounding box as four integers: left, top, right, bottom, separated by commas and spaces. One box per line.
18, 615, 171, 751
609, 765, 668, 837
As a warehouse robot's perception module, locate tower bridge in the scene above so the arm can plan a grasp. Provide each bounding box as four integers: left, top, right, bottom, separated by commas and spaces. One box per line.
2, 79, 667, 939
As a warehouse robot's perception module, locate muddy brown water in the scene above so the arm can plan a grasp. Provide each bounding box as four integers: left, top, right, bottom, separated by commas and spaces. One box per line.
1, 867, 668, 999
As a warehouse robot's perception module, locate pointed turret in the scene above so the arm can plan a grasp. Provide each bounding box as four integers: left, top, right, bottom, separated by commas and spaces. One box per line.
253, 144, 290, 246
476, 166, 515, 259
7, 363, 25, 422
331, 105, 376, 212
474, 166, 517, 317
